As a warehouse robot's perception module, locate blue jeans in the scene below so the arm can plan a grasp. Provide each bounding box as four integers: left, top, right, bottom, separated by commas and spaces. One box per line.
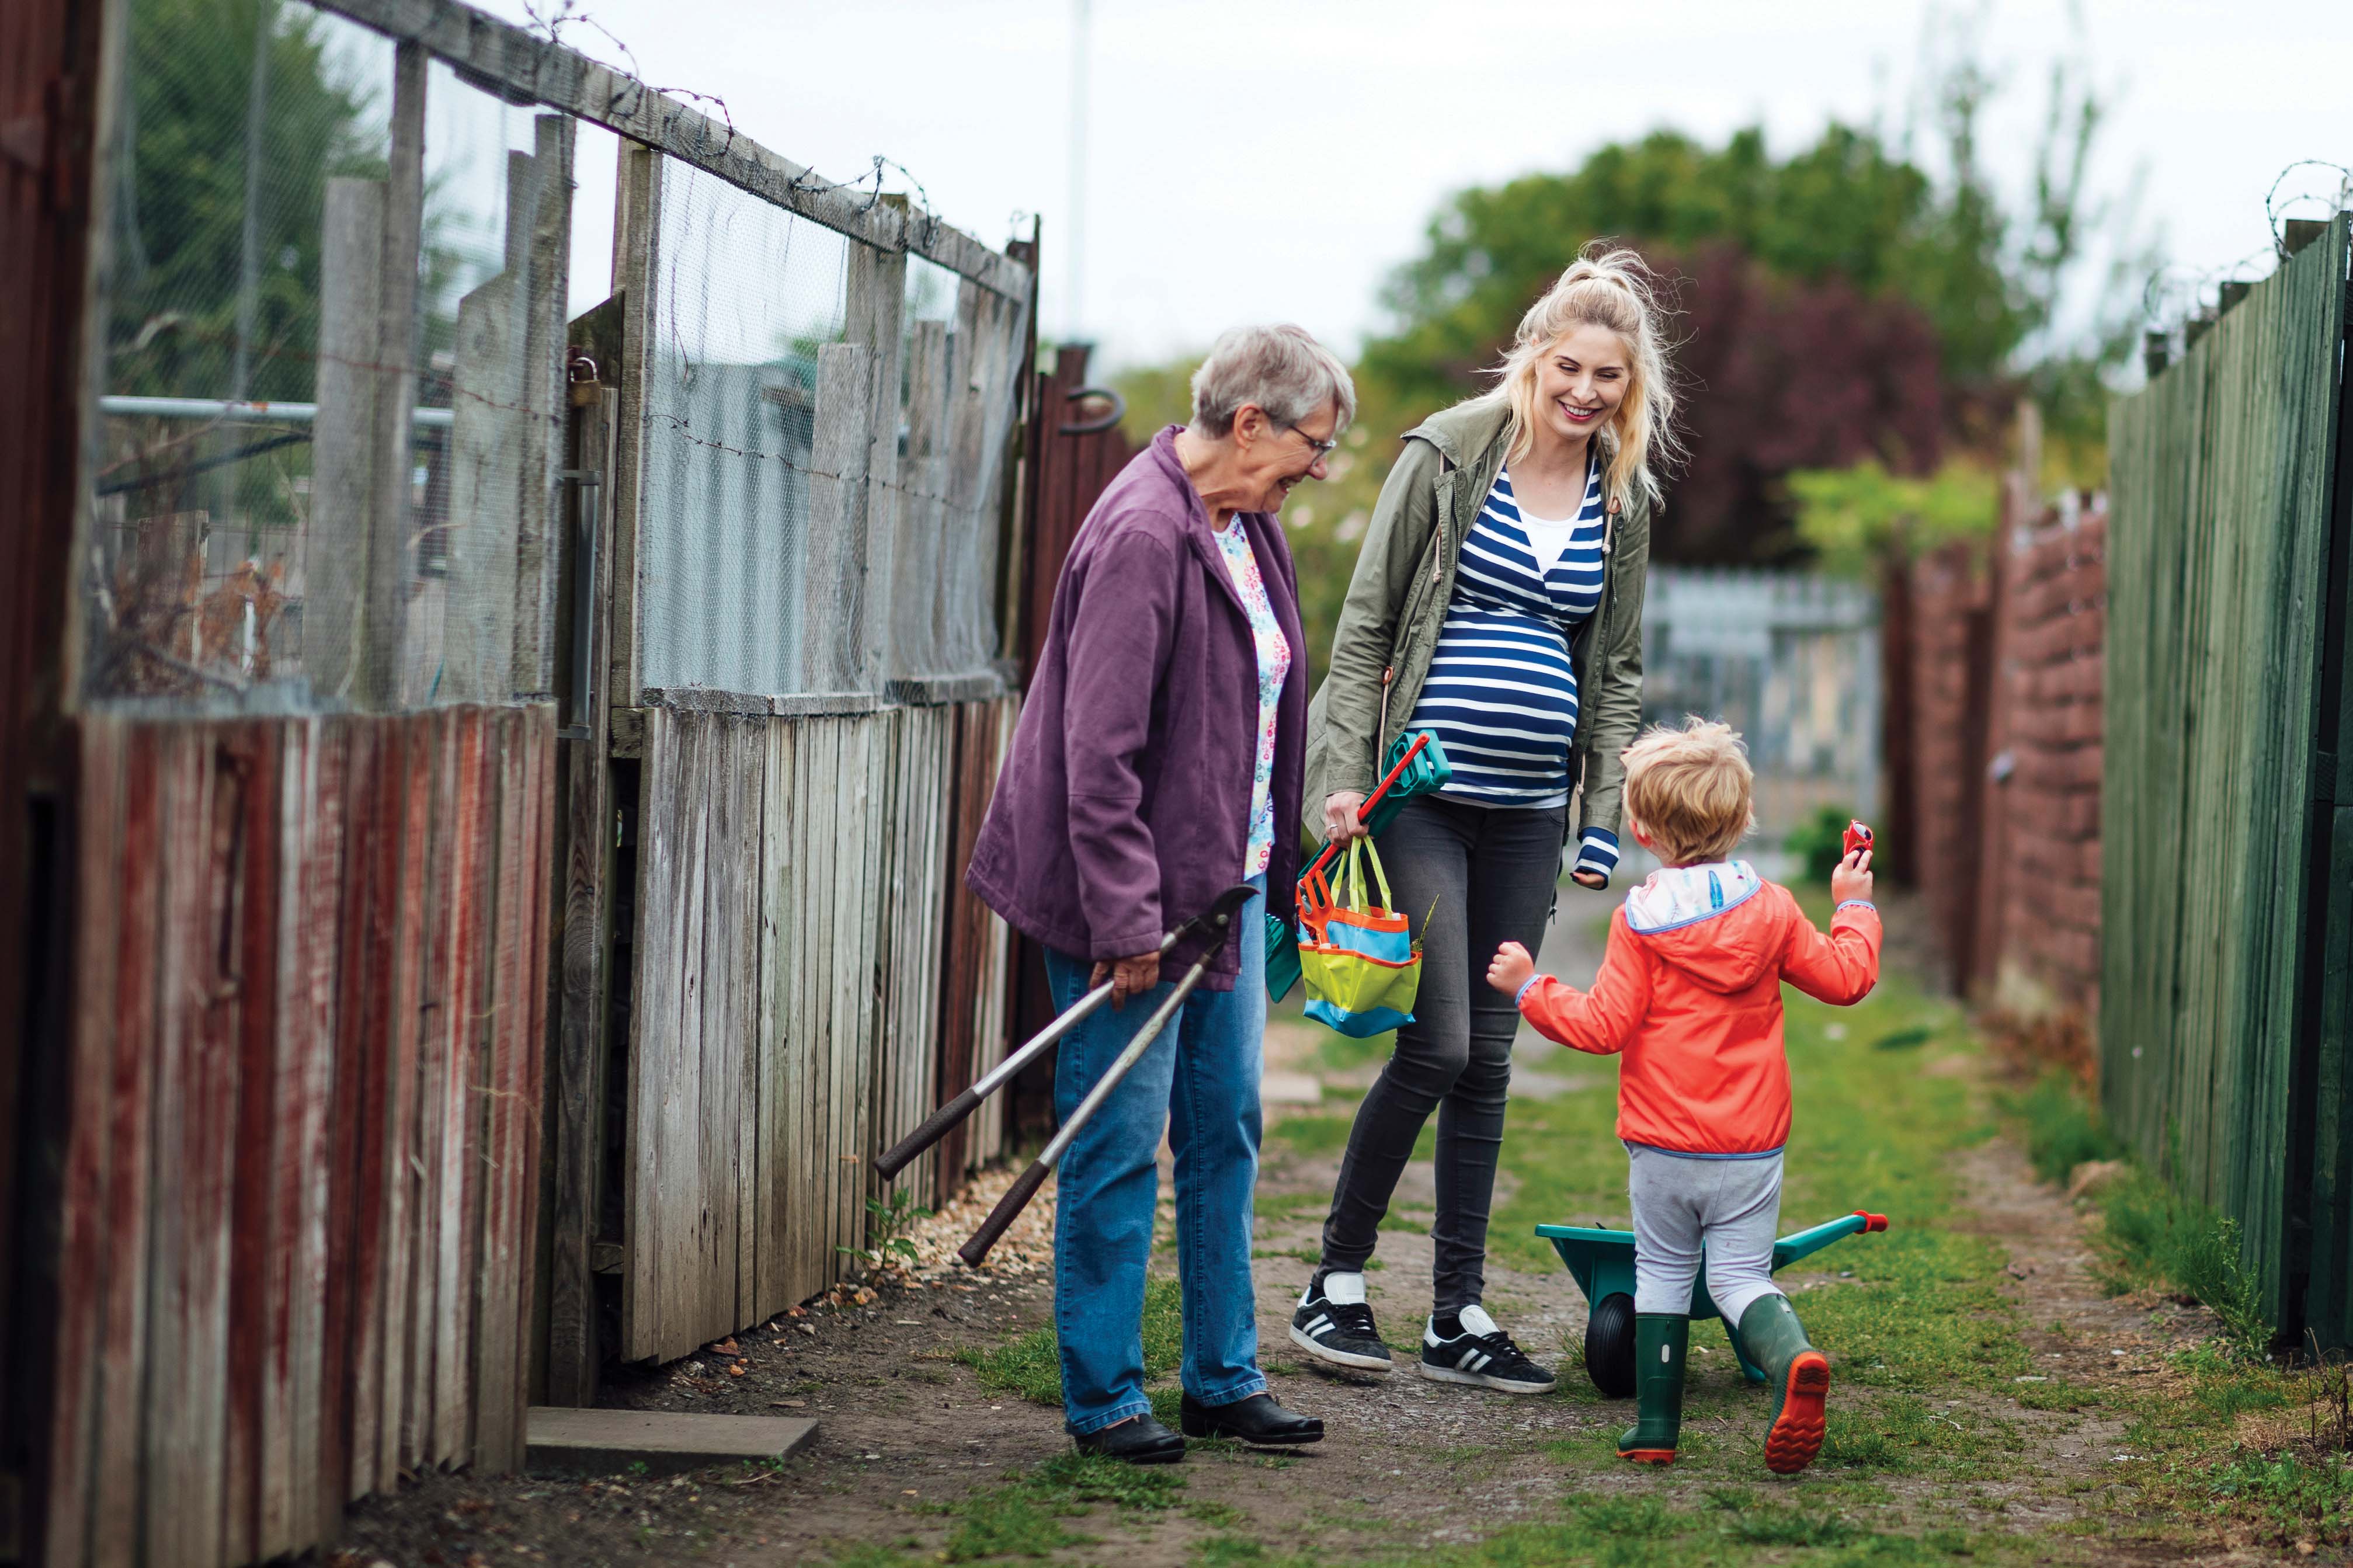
1043, 875, 1267, 1435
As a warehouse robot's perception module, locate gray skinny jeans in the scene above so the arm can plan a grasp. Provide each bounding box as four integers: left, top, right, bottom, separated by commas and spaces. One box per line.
1318, 795, 1563, 1310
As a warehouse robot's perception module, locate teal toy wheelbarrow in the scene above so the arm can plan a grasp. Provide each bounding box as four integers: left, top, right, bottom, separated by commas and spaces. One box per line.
1537, 1211, 1889, 1397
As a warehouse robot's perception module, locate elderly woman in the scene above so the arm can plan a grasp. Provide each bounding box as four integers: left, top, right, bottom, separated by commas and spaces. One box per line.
1291, 246, 1678, 1393
967, 324, 1352, 1463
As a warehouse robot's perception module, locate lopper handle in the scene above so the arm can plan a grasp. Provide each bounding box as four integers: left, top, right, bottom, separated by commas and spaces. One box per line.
875, 1084, 983, 1181
959, 1159, 1052, 1268
1852, 1211, 1889, 1233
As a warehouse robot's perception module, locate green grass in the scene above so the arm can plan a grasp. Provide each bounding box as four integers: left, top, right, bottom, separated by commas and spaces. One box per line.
2011, 1071, 2271, 1353
2097, 1166, 2269, 1352
957, 1275, 1183, 1406
903, 883, 2313, 1565
2015, 1072, 2126, 1184
2200, 1452, 2353, 1535
942, 1451, 1186, 1561
827, 1451, 1207, 1564
1264, 1112, 1358, 1157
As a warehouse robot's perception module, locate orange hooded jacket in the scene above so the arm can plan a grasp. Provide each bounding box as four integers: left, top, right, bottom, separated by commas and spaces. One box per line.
1516, 863, 1881, 1155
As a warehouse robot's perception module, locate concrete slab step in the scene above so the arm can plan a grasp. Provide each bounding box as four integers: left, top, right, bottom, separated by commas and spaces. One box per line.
526, 1406, 818, 1477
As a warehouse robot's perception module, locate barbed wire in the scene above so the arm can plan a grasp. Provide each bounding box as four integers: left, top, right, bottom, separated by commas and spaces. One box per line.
2140, 158, 2351, 336
522, 0, 949, 248
2265, 159, 2353, 251
643, 410, 924, 489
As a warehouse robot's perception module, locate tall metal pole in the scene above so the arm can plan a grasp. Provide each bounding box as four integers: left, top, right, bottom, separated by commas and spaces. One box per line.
1065, 0, 1089, 343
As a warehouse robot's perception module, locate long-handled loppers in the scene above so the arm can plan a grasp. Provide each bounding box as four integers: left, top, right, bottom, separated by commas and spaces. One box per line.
874, 883, 1259, 1184
951, 882, 1257, 1266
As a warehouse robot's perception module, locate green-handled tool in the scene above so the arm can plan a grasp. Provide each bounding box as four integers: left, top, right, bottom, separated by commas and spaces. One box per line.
1265, 729, 1450, 1003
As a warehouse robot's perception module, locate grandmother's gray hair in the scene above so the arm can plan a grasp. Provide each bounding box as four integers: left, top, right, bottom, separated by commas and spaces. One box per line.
1187, 324, 1357, 440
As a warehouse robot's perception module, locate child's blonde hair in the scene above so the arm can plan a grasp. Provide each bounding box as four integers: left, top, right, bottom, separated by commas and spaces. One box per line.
1478, 241, 1683, 510
1621, 718, 1755, 865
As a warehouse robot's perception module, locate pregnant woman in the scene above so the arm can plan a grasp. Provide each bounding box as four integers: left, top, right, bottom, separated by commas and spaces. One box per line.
1291, 246, 1679, 1392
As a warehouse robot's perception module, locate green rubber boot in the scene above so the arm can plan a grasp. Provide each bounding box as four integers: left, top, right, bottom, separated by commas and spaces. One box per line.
1617, 1313, 1689, 1464
1738, 1294, 1831, 1474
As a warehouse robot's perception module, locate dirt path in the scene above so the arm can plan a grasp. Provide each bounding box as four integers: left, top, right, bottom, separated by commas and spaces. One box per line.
334, 907, 2278, 1567
335, 1127, 2259, 1567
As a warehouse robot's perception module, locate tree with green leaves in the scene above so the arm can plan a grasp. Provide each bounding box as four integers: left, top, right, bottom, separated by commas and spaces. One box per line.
107, 0, 385, 405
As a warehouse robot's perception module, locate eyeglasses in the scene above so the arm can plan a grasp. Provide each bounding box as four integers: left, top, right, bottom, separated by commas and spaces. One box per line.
1285, 422, 1339, 459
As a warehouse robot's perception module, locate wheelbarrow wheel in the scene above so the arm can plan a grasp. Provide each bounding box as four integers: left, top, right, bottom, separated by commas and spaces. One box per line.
1584, 1292, 1637, 1397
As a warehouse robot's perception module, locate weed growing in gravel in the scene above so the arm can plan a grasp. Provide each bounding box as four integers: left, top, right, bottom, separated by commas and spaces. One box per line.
956, 1275, 1183, 1406
1819, 1394, 2016, 1476
2013, 1073, 2125, 1184
2095, 1169, 2269, 1351
826, 1449, 1282, 1564
1572, 1493, 1683, 1535
2010, 1072, 2272, 1354
2202, 1452, 2353, 1536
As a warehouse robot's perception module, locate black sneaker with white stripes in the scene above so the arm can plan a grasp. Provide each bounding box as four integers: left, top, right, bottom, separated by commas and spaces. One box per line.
1419, 1305, 1556, 1394
1289, 1268, 1393, 1372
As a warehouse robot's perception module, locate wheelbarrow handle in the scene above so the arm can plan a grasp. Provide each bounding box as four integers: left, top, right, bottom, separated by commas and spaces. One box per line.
1302, 732, 1430, 887
1769, 1210, 1894, 1269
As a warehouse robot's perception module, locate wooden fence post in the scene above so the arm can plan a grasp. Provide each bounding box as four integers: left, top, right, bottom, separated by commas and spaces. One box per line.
310, 177, 388, 704
541, 378, 618, 1407
895, 319, 954, 677
607, 144, 661, 713
804, 346, 876, 694
307, 44, 423, 709
512, 113, 577, 698
437, 148, 543, 704
849, 212, 908, 690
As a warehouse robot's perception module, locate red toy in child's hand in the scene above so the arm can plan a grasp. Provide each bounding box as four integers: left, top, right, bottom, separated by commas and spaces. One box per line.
1843, 820, 1874, 858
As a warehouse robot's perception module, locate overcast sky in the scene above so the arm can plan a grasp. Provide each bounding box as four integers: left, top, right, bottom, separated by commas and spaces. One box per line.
477, 0, 2353, 371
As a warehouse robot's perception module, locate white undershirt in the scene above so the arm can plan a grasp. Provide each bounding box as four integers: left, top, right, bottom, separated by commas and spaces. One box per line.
1513, 502, 1583, 567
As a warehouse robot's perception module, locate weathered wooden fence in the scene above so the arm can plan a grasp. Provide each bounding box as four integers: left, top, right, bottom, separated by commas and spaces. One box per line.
2101, 213, 2353, 1349
564, 115, 1034, 1366
37, 0, 581, 1555
16, 0, 1040, 1559
47, 711, 554, 1564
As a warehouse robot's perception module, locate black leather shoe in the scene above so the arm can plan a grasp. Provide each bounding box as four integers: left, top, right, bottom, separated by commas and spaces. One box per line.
1071, 1414, 1186, 1465
1179, 1392, 1325, 1445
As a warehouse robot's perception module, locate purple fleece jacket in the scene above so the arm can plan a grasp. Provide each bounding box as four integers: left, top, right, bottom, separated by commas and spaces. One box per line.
967, 426, 1307, 990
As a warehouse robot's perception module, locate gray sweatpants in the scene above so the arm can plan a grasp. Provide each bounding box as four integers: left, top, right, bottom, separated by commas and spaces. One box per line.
1627, 1144, 1787, 1323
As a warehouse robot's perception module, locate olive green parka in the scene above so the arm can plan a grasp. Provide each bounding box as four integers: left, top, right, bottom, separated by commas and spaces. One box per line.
1301, 397, 1652, 865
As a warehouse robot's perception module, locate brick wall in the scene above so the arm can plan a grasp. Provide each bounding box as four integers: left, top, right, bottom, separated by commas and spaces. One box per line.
1901, 540, 1993, 990
1979, 500, 2108, 1013
1891, 494, 2107, 1025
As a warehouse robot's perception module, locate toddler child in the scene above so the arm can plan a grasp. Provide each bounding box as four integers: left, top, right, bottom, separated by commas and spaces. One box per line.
1487, 718, 1879, 1474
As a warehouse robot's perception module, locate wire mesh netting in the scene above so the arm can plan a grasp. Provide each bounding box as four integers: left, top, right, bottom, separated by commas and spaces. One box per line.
79, 0, 569, 712
638, 158, 853, 698
896, 254, 1027, 686
637, 162, 1028, 701
1641, 570, 1881, 846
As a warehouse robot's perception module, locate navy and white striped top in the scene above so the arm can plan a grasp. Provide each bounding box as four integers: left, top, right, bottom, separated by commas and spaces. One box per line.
1405, 458, 1622, 878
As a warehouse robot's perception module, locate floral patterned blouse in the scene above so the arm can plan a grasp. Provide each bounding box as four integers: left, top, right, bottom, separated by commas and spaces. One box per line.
1213, 517, 1294, 878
